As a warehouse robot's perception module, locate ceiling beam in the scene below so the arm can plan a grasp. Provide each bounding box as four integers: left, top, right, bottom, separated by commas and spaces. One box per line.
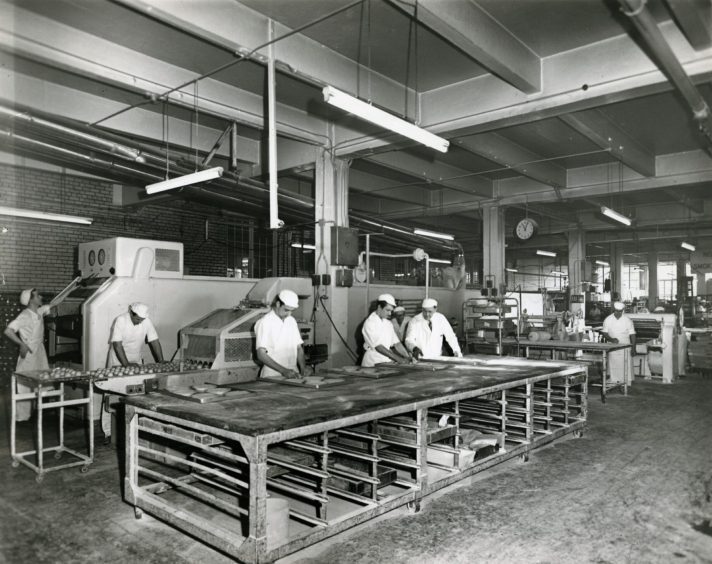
113, 0, 416, 114
454, 132, 567, 189
0, 4, 327, 145
560, 109, 656, 177
364, 152, 492, 198
391, 0, 541, 93
664, 0, 712, 50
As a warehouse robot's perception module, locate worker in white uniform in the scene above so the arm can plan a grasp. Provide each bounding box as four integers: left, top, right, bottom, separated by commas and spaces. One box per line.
405, 298, 462, 360
3, 288, 66, 421
601, 301, 636, 385
361, 294, 412, 367
104, 302, 165, 442
391, 305, 411, 343
255, 289, 305, 379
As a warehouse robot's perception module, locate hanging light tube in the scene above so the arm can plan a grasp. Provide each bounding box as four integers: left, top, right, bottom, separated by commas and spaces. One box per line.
323, 86, 449, 153
428, 258, 451, 265
291, 243, 316, 250
145, 166, 223, 195
601, 206, 632, 226
681, 242, 696, 251
413, 227, 455, 241
505, 268, 518, 273
595, 260, 610, 266
536, 250, 557, 257
550, 270, 566, 276
0, 205, 93, 225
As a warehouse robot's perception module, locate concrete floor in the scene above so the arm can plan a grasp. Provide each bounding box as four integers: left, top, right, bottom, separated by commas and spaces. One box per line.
1, 376, 711, 564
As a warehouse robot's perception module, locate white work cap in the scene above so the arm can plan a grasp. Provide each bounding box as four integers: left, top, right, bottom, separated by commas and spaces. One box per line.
19, 288, 34, 306
278, 289, 299, 309
613, 301, 625, 311
422, 298, 438, 310
378, 294, 396, 307
130, 302, 149, 319
394, 306, 405, 313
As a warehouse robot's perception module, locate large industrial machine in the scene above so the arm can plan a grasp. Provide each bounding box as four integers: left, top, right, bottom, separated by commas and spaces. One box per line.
628, 313, 686, 383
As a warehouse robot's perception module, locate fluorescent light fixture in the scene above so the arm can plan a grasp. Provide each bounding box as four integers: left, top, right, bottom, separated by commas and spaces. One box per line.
146, 166, 223, 194
323, 86, 449, 153
291, 243, 316, 250
601, 206, 631, 226
0, 205, 93, 225
681, 242, 696, 251
428, 258, 451, 265
536, 250, 557, 257
550, 271, 566, 276
413, 227, 454, 241
505, 268, 518, 273
595, 260, 609, 266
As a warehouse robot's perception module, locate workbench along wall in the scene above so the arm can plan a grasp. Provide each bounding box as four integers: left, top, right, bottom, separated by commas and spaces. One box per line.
0, 164, 233, 291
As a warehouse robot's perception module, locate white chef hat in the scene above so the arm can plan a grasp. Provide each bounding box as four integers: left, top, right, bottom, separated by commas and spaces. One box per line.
613, 301, 625, 311
130, 302, 149, 319
422, 298, 438, 310
278, 289, 299, 308
19, 288, 34, 306
378, 293, 396, 307
394, 306, 405, 313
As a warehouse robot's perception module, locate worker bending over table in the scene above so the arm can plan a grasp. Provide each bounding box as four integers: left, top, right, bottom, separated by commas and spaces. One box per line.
104, 302, 165, 443
406, 298, 462, 360
601, 301, 636, 385
361, 294, 412, 367
3, 288, 68, 421
255, 289, 306, 379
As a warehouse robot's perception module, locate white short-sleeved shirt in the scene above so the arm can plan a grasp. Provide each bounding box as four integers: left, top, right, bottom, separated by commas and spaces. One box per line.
391, 315, 412, 342
602, 313, 636, 344
8, 305, 51, 371
109, 312, 159, 366
405, 311, 462, 359
254, 310, 303, 377
361, 311, 400, 367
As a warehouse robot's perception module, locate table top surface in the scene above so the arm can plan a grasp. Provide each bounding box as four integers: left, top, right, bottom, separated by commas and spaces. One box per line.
501, 339, 631, 352
124, 355, 586, 438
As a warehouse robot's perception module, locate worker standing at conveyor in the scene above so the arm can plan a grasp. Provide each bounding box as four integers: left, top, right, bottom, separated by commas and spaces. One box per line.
406, 298, 462, 360
103, 302, 165, 444
3, 288, 67, 421
254, 289, 306, 379
361, 294, 412, 367
601, 301, 636, 385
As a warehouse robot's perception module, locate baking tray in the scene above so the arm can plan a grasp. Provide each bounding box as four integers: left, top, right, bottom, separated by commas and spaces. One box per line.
329, 366, 403, 379
259, 375, 347, 389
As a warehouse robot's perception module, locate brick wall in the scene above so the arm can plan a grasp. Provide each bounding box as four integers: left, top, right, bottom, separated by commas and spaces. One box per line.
0, 163, 243, 293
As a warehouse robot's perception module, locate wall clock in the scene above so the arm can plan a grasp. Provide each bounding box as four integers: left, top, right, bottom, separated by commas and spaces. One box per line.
514, 218, 539, 241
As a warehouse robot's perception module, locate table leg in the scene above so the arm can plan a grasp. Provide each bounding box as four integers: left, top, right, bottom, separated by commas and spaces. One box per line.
623, 349, 629, 396
88, 385, 94, 463
601, 352, 607, 404
59, 382, 65, 451
10, 374, 17, 462
37, 384, 43, 475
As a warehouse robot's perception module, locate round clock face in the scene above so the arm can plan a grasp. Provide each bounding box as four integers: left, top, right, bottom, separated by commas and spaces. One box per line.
514, 218, 538, 241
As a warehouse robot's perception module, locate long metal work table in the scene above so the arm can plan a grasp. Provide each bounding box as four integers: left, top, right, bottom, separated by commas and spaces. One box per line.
123, 356, 588, 563
11, 370, 95, 482
501, 338, 632, 403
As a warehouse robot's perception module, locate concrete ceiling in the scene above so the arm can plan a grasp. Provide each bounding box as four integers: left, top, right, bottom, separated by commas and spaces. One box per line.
1, 0, 712, 261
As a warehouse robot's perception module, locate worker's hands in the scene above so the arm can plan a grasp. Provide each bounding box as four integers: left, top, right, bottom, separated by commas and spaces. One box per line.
395, 355, 409, 365
609, 337, 619, 344
19, 343, 32, 359
412, 348, 423, 360
455, 351, 463, 358
282, 369, 301, 379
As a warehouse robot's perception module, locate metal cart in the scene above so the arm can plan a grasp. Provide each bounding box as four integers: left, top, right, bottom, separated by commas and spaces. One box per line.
11, 369, 94, 482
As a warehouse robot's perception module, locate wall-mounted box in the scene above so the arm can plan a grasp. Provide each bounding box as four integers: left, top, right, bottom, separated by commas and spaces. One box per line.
335, 269, 354, 288
331, 226, 359, 267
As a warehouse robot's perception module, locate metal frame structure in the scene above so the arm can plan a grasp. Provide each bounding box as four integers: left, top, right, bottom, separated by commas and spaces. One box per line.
10, 371, 94, 482
124, 360, 587, 562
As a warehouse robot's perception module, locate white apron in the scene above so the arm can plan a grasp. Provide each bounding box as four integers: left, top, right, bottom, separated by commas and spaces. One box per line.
13, 309, 49, 421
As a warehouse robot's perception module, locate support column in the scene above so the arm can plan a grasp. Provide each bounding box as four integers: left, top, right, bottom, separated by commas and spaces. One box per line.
648, 250, 658, 308
314, 149, 352, 368
568, 228, 586, 316
482, 204, 505, 292
610, 243, 624, 301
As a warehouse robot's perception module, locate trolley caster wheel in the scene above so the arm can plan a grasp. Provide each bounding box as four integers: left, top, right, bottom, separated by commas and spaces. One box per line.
573, 430, 584, 439
519, 453, 530, 463
11, 460, 19, 468
407, 501, 421, 514
134, 507, 143, 520
80, 465, 90, 474
54, 451, 62, 460
35, 475, 44, 484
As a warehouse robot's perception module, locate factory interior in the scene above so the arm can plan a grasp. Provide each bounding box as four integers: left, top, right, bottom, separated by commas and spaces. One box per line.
1, 0, 712, 562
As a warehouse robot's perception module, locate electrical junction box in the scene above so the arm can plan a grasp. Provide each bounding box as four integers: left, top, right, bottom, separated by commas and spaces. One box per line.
331, 226, 359, 267
335, 269, 354, 288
